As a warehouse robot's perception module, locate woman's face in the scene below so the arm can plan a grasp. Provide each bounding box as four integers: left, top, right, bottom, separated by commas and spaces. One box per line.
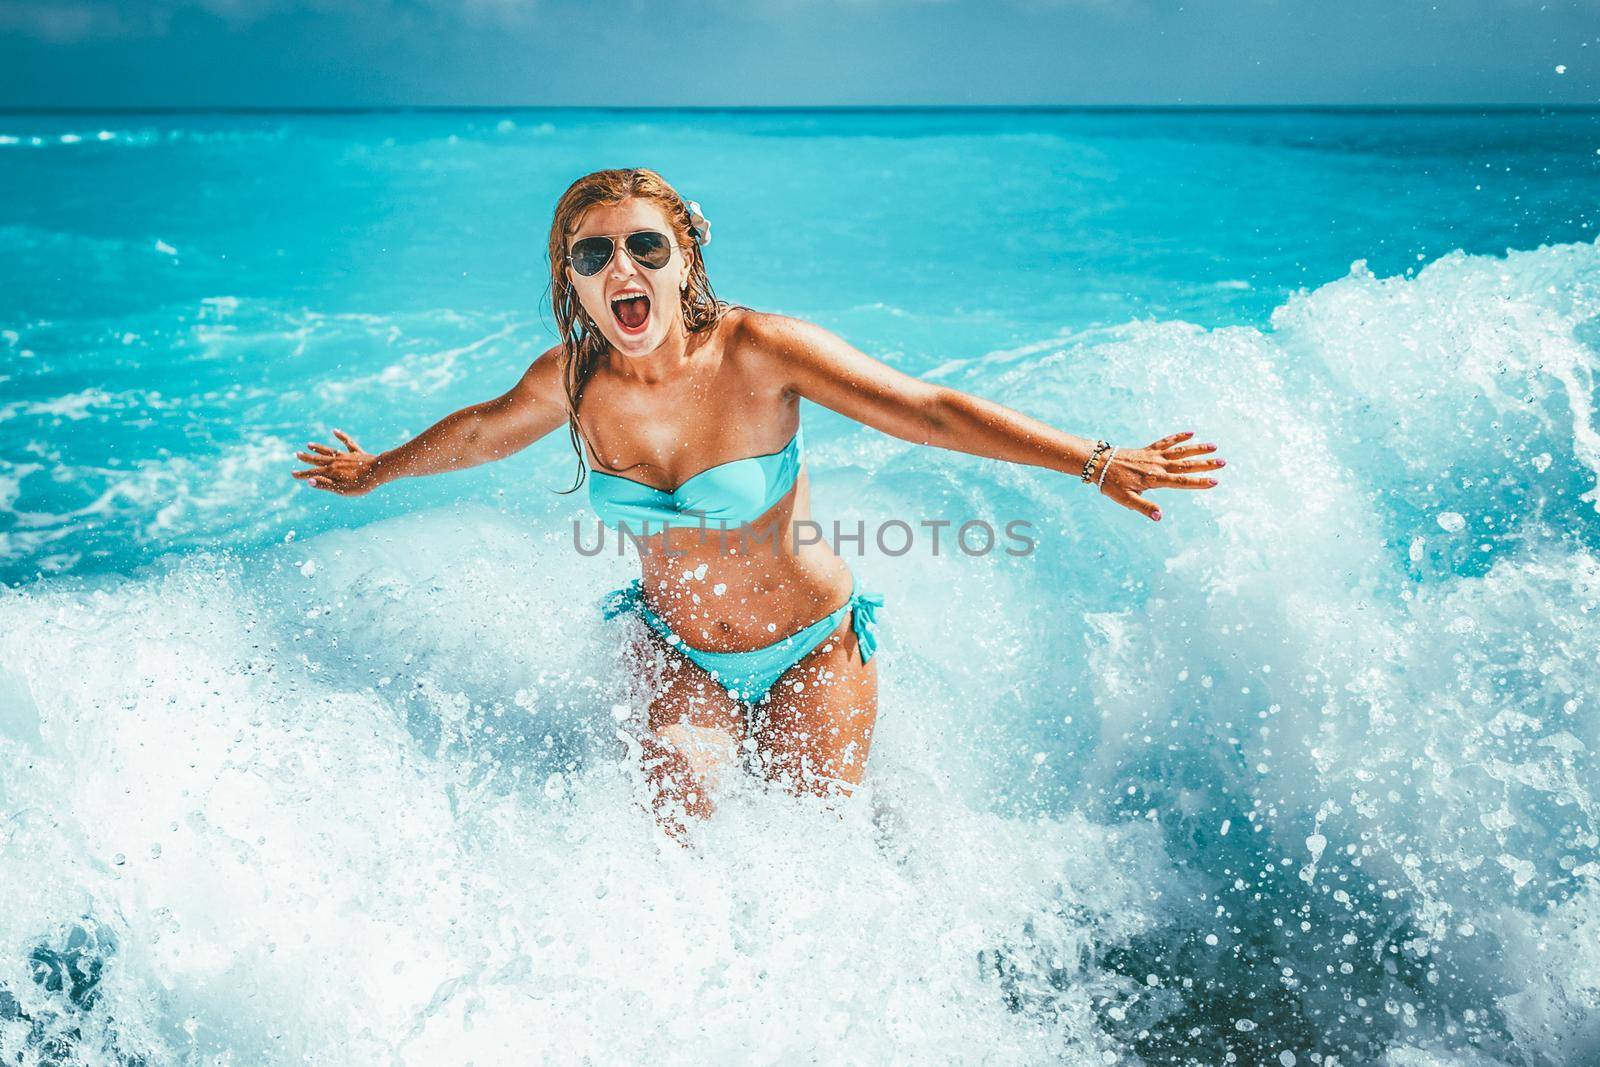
565, 197, 692, 359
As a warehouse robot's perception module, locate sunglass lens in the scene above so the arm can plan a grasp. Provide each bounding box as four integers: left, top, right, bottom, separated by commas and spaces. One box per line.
569, 236, 614, 277
625, 231, 673, 270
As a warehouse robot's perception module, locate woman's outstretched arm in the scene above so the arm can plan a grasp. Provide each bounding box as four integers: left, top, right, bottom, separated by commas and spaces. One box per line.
291, 343, 569, 496
746, 312, 1225, 521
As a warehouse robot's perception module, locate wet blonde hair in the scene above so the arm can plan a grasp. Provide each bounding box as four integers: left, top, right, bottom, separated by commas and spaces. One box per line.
546, 167, 730, 490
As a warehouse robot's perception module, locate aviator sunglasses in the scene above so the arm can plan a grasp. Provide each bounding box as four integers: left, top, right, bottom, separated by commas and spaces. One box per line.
566, 229, 674, 277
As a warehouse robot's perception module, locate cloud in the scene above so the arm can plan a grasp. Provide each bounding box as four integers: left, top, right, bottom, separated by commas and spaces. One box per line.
0, 2, 150, 41
0, 0, 538, 42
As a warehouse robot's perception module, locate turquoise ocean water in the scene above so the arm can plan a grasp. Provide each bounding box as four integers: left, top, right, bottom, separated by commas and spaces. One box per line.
1, 108, 1599, 1064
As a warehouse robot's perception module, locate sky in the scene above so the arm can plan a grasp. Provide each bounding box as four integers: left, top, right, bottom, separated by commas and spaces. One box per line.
1, 0, 1598, 108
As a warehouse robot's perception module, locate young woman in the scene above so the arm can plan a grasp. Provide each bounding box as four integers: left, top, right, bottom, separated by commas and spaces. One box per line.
291, 167, 1225, 838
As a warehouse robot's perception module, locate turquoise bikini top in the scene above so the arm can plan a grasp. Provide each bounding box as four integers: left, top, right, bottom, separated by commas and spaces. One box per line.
586, 425, 804, 530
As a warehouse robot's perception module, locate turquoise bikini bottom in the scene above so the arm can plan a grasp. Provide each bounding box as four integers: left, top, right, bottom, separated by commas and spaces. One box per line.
601, 578, 884, 705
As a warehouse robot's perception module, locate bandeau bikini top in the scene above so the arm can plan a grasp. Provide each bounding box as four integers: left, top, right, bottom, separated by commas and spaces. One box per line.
586, 425, 804, 530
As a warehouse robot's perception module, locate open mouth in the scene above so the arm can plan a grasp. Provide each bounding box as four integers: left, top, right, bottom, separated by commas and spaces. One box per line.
610, 293, 651, 334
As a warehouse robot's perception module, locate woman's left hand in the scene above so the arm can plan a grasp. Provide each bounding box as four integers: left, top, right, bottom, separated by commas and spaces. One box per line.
1095, 431, 1225, 522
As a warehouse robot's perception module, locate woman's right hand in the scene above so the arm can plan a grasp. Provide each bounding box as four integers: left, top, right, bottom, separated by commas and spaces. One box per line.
292, 429, 383, 496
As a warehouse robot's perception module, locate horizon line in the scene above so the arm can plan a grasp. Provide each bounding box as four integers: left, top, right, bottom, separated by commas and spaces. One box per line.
2, 103, 1598, 116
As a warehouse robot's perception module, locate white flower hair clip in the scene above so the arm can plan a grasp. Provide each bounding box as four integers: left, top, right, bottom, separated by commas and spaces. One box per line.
683, 199, 712, 247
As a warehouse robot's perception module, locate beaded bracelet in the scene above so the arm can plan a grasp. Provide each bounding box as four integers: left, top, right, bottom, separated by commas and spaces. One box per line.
1081, 438, 1107, 479
1095, 446, 1118, 490
1080, 440, 1111, 483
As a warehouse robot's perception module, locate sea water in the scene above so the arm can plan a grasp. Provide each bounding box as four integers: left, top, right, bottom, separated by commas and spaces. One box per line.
1, 108, 1598, 1065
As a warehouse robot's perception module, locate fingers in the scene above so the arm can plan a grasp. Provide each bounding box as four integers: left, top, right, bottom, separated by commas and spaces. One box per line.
1164, 455, 1226, 473
1101, 479, 1162, 521
1148, 473, 1219, 491
291, 430, 364, 493
1165, 441, 1219, 461
1145, 430, 1196, 452
292, 467, 334, 488
1115, 491, 1162, 522
1154, 449, 1226, 490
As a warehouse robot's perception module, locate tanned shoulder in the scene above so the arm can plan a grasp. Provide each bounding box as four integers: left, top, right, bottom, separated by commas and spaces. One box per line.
725, 307, 823, 397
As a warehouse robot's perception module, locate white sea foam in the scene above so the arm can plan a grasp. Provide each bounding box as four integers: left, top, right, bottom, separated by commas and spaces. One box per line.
0, 510, 1176, 1063
851, 235, 1600, 1061
0, 435, 302, 566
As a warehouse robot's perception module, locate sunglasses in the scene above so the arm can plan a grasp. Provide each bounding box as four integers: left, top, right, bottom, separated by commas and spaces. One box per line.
566, 230, 674, 277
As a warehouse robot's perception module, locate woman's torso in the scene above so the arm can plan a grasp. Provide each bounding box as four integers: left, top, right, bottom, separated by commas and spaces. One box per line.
577, 308, 853, 653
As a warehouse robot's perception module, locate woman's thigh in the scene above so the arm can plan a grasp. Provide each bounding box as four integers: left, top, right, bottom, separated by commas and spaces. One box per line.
752, 610, 879, 798
620, 626, 751, 817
